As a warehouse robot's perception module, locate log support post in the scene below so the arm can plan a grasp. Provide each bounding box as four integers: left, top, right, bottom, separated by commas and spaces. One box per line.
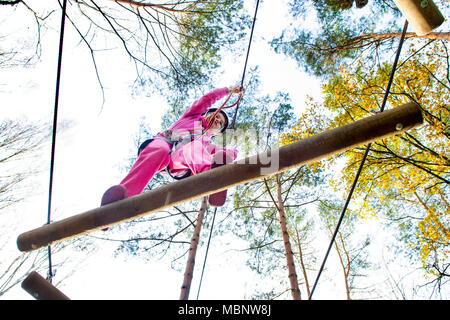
22, 271, 70, 300
393, 0, 445, 35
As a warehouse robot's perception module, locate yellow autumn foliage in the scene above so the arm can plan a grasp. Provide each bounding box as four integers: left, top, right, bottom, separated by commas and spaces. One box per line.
282, 41, 449, 276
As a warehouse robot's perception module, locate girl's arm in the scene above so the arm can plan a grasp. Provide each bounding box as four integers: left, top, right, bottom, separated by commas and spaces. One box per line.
182, 87, 230, 118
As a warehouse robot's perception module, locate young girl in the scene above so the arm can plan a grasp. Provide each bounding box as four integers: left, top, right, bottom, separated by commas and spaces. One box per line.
101, 85, 245, 206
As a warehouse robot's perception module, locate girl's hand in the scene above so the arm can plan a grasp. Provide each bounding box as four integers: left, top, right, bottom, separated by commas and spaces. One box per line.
230, 85, 245, 94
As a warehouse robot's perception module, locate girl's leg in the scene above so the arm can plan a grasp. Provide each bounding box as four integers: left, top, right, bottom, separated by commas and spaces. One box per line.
100, 139, 171, 230
207, 150, 234, 207
119, 138, 172, 197
101, 138, 172, 207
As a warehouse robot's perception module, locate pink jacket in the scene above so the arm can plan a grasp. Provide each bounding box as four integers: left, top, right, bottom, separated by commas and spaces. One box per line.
167, 87, 238, 175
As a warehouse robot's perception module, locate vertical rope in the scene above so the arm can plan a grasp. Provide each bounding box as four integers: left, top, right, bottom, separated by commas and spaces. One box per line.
230, 0, 260, 129
47, 0, 68, 283
196, 207, 217, 300
195, 1, 261, 297
308, 20, 409, 299
194, 2, 261, 296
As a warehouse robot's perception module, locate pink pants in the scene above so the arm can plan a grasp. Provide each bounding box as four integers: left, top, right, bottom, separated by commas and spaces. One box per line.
120, 138, 172, 197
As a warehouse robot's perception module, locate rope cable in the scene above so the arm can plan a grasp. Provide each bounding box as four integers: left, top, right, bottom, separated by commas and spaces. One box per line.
195, 0, 261, 298
196, 207, 218, 300
230, 0, 260, 130
308, 20, 409, 299
46, 0, 68, 283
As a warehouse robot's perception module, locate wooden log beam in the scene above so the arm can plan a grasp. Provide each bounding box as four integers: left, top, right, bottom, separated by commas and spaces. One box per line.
393, 0, 445, 36
21, 271, 70, 300
17, 102, 423, 252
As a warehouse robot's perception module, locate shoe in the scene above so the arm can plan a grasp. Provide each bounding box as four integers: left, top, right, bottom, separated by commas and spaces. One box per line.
101, 185, 127, 206
100, 185, 127, 230
208, 152, 233, 207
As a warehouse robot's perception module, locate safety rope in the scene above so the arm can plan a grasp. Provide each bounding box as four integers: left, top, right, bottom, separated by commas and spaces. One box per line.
308, 20, 409, 300
196, 0, 261, 135
230, 0, 260, 130
204, 90, 243, 132
195, 0, 261, 298
191, 0, 262, 139
46, 0, 68, 283
196, 207, 218, 300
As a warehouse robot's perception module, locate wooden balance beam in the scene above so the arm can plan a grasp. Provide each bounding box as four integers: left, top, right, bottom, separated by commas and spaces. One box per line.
17, 102, 423, 253
22, 271, 70, 300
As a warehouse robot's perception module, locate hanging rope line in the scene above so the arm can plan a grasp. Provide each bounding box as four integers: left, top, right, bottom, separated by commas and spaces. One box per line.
230, 0, 261, 130
195, 0, 261, 299
46, 0, 68, 283
308, 20, 409, 300
196, 207, 217, 300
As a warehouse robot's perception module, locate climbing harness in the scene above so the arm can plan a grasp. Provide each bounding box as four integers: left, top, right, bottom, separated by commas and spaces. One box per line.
137, 130, 193, 180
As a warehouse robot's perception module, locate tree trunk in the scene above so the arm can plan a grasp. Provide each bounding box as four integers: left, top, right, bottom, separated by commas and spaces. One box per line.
275, 174, 301, 300
179, 197, 208, 300
334, 234, 351, 300
294, 225, 311, 298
